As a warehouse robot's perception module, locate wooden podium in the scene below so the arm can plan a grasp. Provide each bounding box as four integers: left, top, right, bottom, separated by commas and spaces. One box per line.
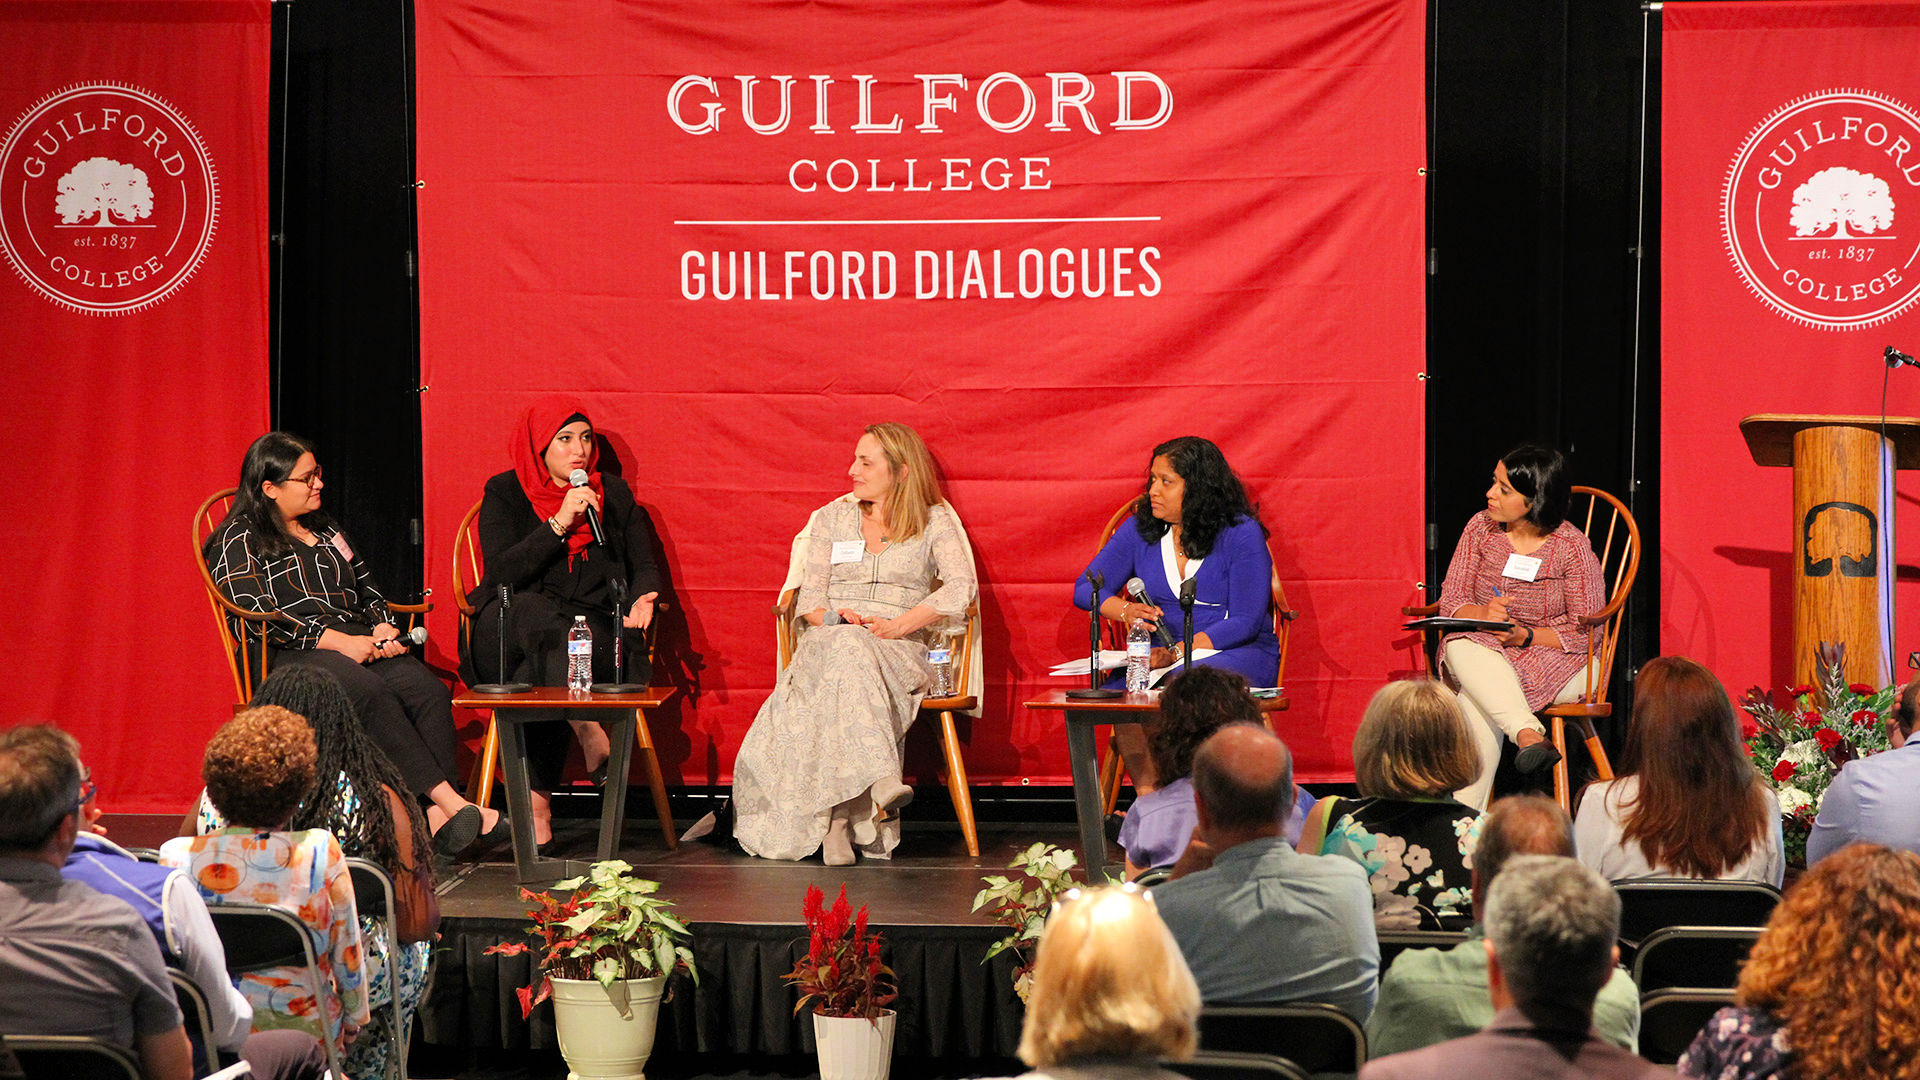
1740, 414, 1920, 688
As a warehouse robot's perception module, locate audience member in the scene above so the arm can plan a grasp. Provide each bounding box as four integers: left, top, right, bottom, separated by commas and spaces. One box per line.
1361, 855, 1669, 1079
1153, 725, 1378, 1019
162, 706, 369, 1057
1805, 676, 1920, 865
1122, 666, 1312, 878
1300, 679, 1485, 929
58, 730, 326, 1080
1575, 656, 1783, 884
1367, 795, 1639, 1057
1680, 843, 1920, 1080
0, 724, 193, 1080
1005, 883, 1198, 1080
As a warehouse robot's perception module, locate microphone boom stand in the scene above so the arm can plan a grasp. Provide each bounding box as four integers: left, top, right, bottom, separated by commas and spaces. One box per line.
471, 584, 532, 694
592, 575, 647, 693
1179, 579, 1197, 676
1067, 570, 1122, 699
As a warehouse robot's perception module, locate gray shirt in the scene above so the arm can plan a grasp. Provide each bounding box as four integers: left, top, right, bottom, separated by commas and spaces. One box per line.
1153, 835, 1379, 1019
0, 856, 182, 1047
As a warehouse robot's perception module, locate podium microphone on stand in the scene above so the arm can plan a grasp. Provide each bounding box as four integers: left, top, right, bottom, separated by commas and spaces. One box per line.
472, 584, 532, 694
1179, 578, 1198, 675
1068, 569, 1122, 699
592, 574, 647, 694
1886, 346, 1918, 369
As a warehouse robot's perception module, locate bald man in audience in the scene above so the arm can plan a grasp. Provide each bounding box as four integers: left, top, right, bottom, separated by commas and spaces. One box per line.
1366, 795, 1640, 1057
1152, 724, 1379, 1019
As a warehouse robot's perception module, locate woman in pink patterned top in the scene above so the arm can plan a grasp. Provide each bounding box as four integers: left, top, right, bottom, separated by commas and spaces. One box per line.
1435, 445, 1603, 809
162, 706, 368, 1056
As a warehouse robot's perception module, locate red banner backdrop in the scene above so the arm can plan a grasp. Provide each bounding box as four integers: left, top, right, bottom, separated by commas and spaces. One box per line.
414, 0, 1427, 784
1663, 1, 1920, 692
0, 1, 271, 810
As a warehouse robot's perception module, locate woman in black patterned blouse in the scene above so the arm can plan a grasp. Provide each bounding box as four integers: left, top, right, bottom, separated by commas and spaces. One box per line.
205, 431, 505, 857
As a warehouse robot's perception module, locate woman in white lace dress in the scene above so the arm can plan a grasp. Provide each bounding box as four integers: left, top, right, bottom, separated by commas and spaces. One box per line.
732, 423, 976, 865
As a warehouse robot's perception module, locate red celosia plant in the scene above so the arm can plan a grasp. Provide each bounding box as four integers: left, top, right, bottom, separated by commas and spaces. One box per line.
783, 883, 896, 1023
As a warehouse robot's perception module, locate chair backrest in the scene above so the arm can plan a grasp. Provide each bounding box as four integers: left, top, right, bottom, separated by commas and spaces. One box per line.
345, 856, 394, 920
1637, 988, 1737, 1066
205, 902, 345, 1077
452, 497, 485, 639
1630, 925, 1762, 993
1197, 1002, 1366, 1077
344, 857, 408, 1080
192, 487, 266, 703
0, 1036, 141, 1080
1613, 880, 1781, 950
1376, 929, 1470, 974
167, 967, 221, 1077
1566, 486, 1641, 705
1169, 1050, 1311, 1080
1096, 497, 1297, 687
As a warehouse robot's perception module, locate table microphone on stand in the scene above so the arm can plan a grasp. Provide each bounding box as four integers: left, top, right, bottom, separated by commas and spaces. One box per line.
592, 575, 647, 693
471, 584, 532, 694
1068, 569, 1123, 700
1179, 577, 1197, 675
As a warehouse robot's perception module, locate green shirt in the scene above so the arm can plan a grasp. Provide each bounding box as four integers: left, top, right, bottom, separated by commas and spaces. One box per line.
1364, 927, 1641, 1058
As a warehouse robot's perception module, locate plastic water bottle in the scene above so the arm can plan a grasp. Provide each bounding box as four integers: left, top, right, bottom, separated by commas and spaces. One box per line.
928, 636, 955, 697
567, 615, 593, 692
1125, 619, 1152, 692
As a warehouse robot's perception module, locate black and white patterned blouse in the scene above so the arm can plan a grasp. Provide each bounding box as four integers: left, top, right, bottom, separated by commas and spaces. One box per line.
206, 515, 395, 649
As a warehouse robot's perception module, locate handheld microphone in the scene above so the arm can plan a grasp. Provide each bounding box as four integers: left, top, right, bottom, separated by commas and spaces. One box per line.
376, 625, 428, 649
569, 469, 608, 546
1886, 346, 1918, 369
1125, 577, 1176, 648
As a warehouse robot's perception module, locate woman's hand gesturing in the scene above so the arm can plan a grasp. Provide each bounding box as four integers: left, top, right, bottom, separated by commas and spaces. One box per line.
623, 591, 658, 630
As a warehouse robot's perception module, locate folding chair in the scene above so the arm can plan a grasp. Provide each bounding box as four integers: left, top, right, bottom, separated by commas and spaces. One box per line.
345, 857, 408, 1080
1198, 1002, 1367, 1077
1613, 880, 1780, 952
0, 1036, 141, 1080
206, 903, 347, 1080
1637, 988, 1737, 1065
1630, 925, 1761, 994
1169, 1050, 1312, 1080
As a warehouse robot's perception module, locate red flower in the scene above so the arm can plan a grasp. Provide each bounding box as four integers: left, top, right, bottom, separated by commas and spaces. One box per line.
1815, 728, 1843, 751
803, 884, 824, 926
1772, 760, 1796, 782
1800, 710, 1822, 727
855, 906, 869, 941
1853, 709, 1878, 727
1850, 683, 1876, 695
1739, 713, 1760, 739
1790, 684, 1814, 697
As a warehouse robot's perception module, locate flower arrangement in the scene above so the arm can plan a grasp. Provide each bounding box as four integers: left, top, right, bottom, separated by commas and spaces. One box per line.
784, 884, 896, 1023
1740, 643, 1897, 864
484, 859, 697, 1018
970, 841, 1079, 1003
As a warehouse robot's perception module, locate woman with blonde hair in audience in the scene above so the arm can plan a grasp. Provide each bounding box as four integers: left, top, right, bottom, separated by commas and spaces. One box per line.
1299, 679, 1484, 930
1574, 655, 1783, 885
162, 706, 369, 1057
1681, 843, 1920, 1080
1007, 884, 1199, 1080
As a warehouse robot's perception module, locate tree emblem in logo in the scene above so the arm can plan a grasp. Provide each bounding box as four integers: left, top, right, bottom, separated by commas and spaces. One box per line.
0, 83, 218, 316
1722, 89, 1920, 331
56, 157, 155, 227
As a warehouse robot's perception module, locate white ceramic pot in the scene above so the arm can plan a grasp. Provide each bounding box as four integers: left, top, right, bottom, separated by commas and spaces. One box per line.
549, 974, 668, 1080
812, 1008, 897, 1080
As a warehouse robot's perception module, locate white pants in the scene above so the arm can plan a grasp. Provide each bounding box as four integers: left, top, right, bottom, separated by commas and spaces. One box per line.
1442, 638, 1592, 812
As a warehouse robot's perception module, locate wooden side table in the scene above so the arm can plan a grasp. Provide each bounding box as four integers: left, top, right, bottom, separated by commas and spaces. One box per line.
453, 685, 678, 882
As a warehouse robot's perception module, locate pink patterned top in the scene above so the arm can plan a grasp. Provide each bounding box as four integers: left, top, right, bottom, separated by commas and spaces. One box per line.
1436, 512, 1604, 710
159, 827, 368, 1051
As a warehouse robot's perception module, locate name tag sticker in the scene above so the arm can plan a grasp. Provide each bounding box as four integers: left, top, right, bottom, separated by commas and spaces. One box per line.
831, 540, 866, 565
1502, 553, 1542, 582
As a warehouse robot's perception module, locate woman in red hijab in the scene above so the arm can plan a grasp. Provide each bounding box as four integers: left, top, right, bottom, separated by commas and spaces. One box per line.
463, 399, 666, 845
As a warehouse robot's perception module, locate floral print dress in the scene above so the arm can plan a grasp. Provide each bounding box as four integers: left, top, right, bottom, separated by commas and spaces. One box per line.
160, 827, 369, 1052
1315, 796, 1483, 930
1679, 1005, 1791, 1079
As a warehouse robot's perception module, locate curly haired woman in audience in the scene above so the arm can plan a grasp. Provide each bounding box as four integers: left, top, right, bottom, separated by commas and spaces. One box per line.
163, 706, 368, 1058
196, 667, 439, 1080
1299, 679, 1484, 930
1006, 884, 1199, 1080
1574, 655, 1783, 885
1681, 843, 1920, 1080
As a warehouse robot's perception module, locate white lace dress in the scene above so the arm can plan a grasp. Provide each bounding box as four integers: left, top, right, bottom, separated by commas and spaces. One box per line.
732, 500, 975, 861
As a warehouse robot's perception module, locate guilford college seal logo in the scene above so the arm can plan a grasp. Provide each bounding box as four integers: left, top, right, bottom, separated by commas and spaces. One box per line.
1723, 89, 1920, 331
0, 83, 218, 315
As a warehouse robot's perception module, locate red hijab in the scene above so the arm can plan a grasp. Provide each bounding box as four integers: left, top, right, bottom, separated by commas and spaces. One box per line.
512, 396, 602, 559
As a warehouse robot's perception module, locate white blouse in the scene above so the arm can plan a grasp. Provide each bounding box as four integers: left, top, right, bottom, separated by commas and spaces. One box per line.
1573, 776, 1785, 886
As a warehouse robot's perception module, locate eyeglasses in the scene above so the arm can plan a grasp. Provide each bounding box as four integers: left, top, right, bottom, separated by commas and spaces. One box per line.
282, 468, 323, 488
76, 770, 95, 810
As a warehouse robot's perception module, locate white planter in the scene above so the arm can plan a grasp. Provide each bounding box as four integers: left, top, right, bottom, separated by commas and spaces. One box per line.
549, 974, 668, 1080
812, 1009, 896, 1080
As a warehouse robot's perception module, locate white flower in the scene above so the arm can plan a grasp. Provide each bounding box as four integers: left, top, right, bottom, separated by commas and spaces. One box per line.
1781, 739, 1820, 766
1778, 787, 1812, 816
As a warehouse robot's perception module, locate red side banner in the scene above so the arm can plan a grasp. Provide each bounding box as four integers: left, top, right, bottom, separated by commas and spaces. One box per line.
414, 0, 1427, 784
0, 1, 271, 811
1663, 1, 1920, 691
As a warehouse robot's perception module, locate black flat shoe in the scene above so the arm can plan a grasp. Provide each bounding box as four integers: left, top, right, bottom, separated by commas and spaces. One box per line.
478, 812, 512, 846
1514, 740, 1563, 775
432, 804, 483, 857
1104, 812, 1126, 845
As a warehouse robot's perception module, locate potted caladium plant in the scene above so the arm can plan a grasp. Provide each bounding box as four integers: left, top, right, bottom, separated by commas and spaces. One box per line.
485, 860, 696, 1080
971, 841, 1079, 1002
783, 883, 897, 1080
